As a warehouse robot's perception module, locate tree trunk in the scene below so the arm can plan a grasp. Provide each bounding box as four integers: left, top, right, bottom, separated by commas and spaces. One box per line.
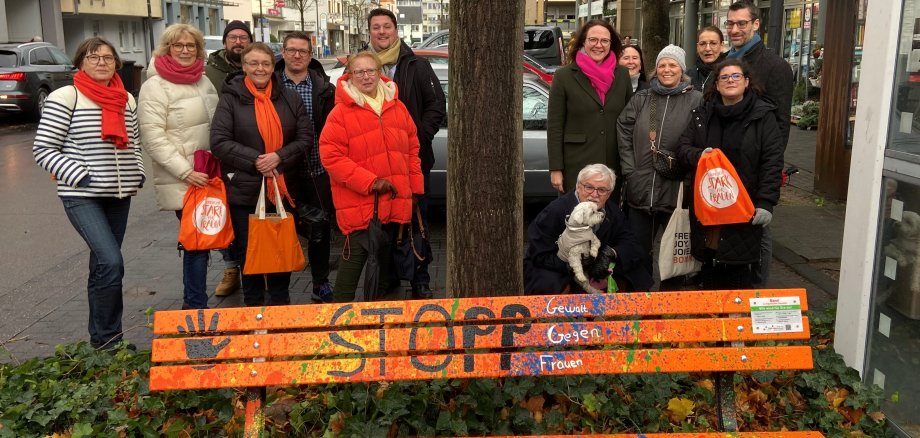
640, 0, 670, 73
447, 1, 524, 298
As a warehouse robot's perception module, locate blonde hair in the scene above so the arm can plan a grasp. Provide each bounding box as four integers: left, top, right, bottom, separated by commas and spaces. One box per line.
154, 24, 205, 59
347, 51, 383, 73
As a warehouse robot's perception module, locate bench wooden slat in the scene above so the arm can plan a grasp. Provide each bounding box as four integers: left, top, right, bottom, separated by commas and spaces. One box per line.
151, 317, 811, 362
149, 345, 814, 391
511, 433, 825, 437
152, 290, 809, 334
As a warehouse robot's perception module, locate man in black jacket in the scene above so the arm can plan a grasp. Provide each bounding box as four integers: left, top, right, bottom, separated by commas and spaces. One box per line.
524, 164, 653, 294
366, 8, 447, 299
277, 32, 337, 303
725, 0, 793, 286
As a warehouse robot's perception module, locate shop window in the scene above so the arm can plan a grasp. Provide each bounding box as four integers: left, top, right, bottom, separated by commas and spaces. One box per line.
866, 175, 920, 436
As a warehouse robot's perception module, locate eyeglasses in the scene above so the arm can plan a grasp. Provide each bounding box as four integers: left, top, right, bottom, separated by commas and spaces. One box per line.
579, 183, 611, 196
244, 61, 273, 69
170, 43, 197, 52
718, 73, 744, 82
226, 35, 251, 42
350, 69, 379, 78
697, 41, 721, 48
283, 48, 312, 57
586, 37, 612, 46
724, 20, 752, 29
85, 54, 116, 65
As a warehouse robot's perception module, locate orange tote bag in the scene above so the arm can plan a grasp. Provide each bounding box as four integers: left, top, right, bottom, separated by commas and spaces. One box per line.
243, 178, 306, 275
179, 177, 235, 251
693, 149, 755, 226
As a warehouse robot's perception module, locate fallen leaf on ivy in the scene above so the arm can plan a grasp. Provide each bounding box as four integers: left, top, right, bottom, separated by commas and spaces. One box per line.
839, 407, 864, 424
825, 388, 849, 407
868, 411, 886, 423
665, 397, 695, 423
697, 378, 714, 393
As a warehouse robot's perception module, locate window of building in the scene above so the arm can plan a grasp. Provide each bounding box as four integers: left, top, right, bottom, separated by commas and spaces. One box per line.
92, 21, 102, 37
132, 22, 140, 50
118, 22, 127, 50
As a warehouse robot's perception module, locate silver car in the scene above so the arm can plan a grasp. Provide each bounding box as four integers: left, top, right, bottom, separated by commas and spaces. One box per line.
428, 65, 555, 203
326, 65, 555, 203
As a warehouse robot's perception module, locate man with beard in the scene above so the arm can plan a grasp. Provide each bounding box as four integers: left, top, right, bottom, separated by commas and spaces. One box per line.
364, 8, 445, 299
204, 21, 253, 297
206, 21, 252, 93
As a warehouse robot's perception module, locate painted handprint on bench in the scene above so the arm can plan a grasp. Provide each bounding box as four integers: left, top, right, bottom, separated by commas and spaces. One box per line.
177, 309, 231, 360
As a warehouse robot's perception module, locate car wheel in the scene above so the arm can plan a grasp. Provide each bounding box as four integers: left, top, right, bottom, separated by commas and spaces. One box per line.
30, 88, 49, 121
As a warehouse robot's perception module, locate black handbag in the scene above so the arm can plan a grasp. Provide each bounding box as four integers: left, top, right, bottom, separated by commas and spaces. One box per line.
394, 203, 433, 281
648, 94, 684, 180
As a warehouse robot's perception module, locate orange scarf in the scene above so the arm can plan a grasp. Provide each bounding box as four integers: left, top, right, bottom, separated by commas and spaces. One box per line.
244, 76, 294, 207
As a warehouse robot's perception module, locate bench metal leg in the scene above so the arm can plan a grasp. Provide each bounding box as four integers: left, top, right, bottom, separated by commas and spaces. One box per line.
715, 371, 738, 432
244, 387, 266, 438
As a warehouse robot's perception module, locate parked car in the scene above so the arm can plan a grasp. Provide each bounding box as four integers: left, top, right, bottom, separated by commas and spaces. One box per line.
332, 48, 555, 85
0, 42, 76, 120
204, 35, 223, 56
418, 26, 566, 66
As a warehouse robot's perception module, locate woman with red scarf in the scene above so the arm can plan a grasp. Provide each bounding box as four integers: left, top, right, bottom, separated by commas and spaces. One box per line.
547, 19, 632, 197
138, 24, 219, 310
33, 37, 145, 350
210, 43, 310, 307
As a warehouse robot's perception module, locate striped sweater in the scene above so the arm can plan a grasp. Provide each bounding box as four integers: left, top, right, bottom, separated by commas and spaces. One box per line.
33, 86, 145, 198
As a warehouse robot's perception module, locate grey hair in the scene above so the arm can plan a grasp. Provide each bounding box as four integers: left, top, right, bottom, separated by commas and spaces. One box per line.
576, 164, 616, 188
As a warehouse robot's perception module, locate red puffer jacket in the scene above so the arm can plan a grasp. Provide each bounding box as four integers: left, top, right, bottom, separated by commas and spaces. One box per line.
320, 75, 424, 235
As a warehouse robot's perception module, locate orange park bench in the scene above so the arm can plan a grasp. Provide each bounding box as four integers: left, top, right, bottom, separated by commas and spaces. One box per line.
149, 289, 824, 437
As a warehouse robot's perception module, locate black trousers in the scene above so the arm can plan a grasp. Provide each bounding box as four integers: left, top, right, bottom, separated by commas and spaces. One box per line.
296, 172, 335, 286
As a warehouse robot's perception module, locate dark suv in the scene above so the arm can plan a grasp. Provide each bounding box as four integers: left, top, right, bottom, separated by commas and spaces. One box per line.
419, 25, 566, 66
0, 42, 76, 120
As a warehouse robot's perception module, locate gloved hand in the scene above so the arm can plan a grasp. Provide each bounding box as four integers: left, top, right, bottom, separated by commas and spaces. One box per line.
585, 246, 618, 280
751, 208, 773, 226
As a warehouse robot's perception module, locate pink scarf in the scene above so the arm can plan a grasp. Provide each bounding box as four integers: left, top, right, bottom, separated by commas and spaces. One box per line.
575, 49, 617, 105
154, 55, 204, 85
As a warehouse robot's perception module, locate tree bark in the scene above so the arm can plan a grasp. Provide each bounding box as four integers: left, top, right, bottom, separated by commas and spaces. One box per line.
640, 0, 670, 73
447, 1, 524, 298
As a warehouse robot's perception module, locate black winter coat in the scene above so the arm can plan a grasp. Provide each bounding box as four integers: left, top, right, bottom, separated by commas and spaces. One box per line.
210, 74, 310, 206
688, 53, 726, 95
524, 192, 653, 293
379, 42, 446, 173
676, 95, 784, 264
738, 42, 794, 148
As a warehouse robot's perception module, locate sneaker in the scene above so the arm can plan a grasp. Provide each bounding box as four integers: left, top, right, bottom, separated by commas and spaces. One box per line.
311, 281, 334, 303
215, 267, 241, 297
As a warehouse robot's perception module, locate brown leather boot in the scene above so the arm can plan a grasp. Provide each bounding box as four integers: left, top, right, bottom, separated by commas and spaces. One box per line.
215, 267, 240, 297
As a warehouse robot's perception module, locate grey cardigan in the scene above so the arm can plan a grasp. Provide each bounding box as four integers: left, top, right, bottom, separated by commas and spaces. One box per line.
616, 86, 702, 213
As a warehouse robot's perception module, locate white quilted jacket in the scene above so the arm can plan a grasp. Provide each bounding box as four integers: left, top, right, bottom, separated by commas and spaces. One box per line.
138, 57, 219, 211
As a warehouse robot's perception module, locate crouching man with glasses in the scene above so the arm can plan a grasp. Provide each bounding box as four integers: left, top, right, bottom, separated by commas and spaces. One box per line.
524, 164, 653, 294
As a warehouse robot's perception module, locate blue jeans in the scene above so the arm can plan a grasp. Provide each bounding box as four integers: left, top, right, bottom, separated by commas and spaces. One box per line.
175, 211, 209, 309
61, 196, 130, 348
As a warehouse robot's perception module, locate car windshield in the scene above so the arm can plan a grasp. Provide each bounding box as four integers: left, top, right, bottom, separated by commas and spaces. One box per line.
524, 30, 556, 50
0, 51, 17, 68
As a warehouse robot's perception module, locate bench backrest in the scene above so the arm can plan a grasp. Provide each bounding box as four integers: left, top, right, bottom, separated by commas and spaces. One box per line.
149, 289, 813, 391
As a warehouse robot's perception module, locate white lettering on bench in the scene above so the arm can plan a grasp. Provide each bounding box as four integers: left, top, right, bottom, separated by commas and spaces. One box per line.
545, 297, 587, 315
546, 325, 601, 345
539, 355, 584, 372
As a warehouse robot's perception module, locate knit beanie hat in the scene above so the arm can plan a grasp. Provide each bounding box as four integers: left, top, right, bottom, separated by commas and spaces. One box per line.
656, 44, 687, 72
223, 20, 253, 43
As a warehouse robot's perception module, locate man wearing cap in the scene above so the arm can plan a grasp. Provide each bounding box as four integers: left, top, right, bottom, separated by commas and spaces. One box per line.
364, 8, 445, 300
724, 0, 793, 286
206, 20, 253, 93
204, 20, 253, 297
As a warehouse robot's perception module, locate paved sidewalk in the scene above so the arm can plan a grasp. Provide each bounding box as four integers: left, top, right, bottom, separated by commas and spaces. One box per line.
0, 127, 843, 362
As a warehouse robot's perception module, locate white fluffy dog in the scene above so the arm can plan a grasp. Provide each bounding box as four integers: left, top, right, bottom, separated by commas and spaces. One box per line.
557, 201, 606, 294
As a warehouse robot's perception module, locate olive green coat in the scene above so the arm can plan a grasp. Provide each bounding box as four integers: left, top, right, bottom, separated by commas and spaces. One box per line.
547, 63, 633, 193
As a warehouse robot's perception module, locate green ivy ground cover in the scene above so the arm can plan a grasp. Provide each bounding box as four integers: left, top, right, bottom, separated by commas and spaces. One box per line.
0, 302, 894, 437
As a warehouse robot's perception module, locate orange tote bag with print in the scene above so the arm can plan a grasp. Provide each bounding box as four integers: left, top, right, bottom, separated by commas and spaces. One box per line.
179, 177, 235, 251
243, 178, 306, 275
693, 149, 755, 226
